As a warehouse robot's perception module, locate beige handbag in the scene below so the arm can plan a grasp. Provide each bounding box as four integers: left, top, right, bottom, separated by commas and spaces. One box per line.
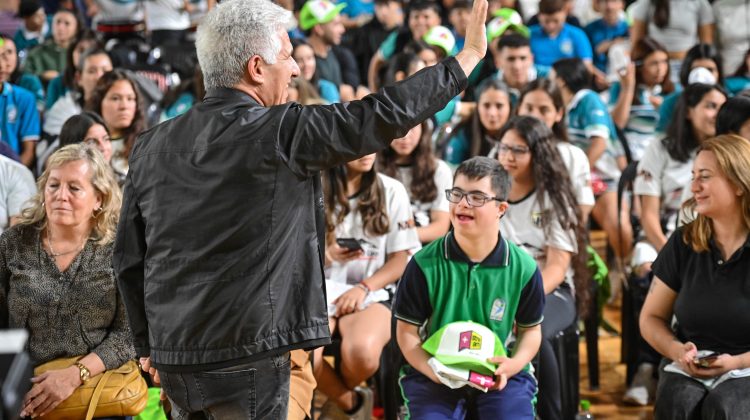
33, 357, 148, 420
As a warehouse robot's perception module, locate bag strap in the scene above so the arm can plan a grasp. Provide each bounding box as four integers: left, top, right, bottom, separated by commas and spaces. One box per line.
85, 370, 114, 420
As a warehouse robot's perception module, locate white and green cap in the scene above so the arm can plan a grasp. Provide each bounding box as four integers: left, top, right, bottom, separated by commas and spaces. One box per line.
422, 321, 506, 376
487, 8, 529, 41
423, 25, 457, 57
299, 0, 347, 31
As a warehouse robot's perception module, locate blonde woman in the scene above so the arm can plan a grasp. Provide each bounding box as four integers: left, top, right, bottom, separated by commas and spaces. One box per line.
0, 144, 134, 419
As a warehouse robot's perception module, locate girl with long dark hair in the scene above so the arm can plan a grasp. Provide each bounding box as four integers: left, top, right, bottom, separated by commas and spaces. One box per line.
610, 37, 674, 161
442, 78, 512, 167
378, 121, 452, 243
315, 154, 420, 418
497, 115, 590, 420
85, 69, 145, 176
516, 78, 595, 222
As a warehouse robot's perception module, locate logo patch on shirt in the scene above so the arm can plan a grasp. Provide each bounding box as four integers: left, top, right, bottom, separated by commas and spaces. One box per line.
490, 298, 506, 322
458, 330, 482, 351
560, 39, 573, 55
6, 104, 17, 124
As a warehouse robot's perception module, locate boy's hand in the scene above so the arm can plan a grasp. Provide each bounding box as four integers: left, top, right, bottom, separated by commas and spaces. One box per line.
487, 355, 524, 391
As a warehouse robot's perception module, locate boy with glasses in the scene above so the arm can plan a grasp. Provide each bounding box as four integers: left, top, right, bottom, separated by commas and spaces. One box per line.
394, 156, 545, 418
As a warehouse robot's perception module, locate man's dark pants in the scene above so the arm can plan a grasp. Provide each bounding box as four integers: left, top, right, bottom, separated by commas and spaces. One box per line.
159, 352, 291, 419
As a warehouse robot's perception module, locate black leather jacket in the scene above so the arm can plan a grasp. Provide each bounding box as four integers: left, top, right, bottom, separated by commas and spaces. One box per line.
113, 57, 468, 371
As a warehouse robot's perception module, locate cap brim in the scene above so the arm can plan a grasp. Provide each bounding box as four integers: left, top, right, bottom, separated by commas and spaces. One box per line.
433, 354, 498, 376
299, 2, 347, 30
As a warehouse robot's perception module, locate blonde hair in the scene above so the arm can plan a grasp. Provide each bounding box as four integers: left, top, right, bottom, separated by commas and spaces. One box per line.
19, 144, 122, 245
681, 134, 750, 252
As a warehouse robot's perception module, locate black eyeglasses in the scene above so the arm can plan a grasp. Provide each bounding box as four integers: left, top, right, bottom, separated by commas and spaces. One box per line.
445, 189, 503, 207
497, 143, 530, 157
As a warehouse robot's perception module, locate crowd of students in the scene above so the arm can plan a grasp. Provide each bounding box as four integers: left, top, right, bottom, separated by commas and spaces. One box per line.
1, 0, 749, 418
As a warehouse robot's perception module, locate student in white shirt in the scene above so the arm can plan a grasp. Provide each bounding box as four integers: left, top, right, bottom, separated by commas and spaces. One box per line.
316, 153, 420, 418
497, 115, 590, 420
378, 120, 453, 244
515, 77, 595, 222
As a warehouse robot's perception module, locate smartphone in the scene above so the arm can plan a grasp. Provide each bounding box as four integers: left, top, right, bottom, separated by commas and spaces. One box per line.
336, 238, 363, 251
694, 352, 719, 368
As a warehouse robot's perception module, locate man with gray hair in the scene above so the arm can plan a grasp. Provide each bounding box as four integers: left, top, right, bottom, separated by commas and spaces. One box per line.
114, 0, 489, 416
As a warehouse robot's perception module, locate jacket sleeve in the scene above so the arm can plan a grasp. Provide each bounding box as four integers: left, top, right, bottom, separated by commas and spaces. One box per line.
113, 171, 150, 356
277, 57, 468, 177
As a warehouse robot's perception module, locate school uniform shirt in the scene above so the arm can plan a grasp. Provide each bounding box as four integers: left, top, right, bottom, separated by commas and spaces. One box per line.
0, 154, 35, 234
23, 39, 66, 78
395, 159, 453, 229
556, 141, 595, 207
584, 18, 630, 73
92, 0, 145, 24
566, 89, 623, 181
499, 189, 578, 289
608, 82, 664, 161
529, 23, 593, 68
326, 173, 421, 300
0, 82, 40, 155
713, 0, 750, 75
629, 0, 714, 54
144, 0, 190, 31
633, 137, 693, 237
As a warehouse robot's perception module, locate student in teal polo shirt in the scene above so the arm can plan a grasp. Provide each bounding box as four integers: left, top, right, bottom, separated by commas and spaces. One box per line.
0, 81, 40, 168
394, 156, 545, 419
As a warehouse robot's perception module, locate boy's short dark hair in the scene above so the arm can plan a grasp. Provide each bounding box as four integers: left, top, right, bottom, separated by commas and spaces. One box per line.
552, 58, 591, 93
496, 33, 531, 51
454, 157, 511, 201
450, 0, 472, 11
374, 0, 402, 6
408, 0, 442, 16
538, 0, 566, 14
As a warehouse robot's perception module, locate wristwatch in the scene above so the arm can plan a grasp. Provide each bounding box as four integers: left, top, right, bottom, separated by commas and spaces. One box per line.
74, 362, 91, 383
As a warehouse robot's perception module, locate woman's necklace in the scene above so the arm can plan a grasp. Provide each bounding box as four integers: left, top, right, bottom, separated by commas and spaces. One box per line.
47, 230, 86, 260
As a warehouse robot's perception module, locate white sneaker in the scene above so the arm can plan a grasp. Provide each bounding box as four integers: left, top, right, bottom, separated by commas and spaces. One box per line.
623, 363, 656, 406
349, 386, 374, 420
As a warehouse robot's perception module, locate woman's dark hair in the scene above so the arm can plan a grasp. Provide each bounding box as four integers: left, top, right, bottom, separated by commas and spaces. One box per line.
517, 78, 569, 142
498, 115, 591, 317
58, 111, 109, 148
732, 47, 750, 77
1, 35, 23, 85
378, 120, 438, 203
291, 38, 321, 85
162, 64, 205, 110
382, 52, 424, 86
85, 69, 145, 161
663, 83, 728, 162
716, 95, 750, 136
652, 0, 670, 28
631, 37, 675, 100
679, 43, 724, 87
62, 29, 102, 90
461, 78, 512, 157
323, 161, 390, 240
552, 58, 591, 93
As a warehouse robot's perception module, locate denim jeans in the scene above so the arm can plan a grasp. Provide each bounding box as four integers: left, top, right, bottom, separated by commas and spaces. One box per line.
160, 352, 291, 420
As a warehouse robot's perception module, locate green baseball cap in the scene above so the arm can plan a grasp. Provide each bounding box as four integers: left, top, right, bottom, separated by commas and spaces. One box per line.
422, 321, 506, 376
423, 25, 457, 57
487, 8, 529, 41
299, 0, 347, 31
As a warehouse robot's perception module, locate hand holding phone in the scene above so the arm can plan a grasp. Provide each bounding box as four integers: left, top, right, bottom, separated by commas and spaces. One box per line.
694, 351, 719, 368
336, 238, 363, 251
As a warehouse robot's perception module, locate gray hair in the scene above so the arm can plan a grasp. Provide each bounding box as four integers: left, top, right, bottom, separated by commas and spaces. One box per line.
196, 0, 295, 90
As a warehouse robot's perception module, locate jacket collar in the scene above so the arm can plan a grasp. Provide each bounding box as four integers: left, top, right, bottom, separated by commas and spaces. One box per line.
204, 88, 261, 106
